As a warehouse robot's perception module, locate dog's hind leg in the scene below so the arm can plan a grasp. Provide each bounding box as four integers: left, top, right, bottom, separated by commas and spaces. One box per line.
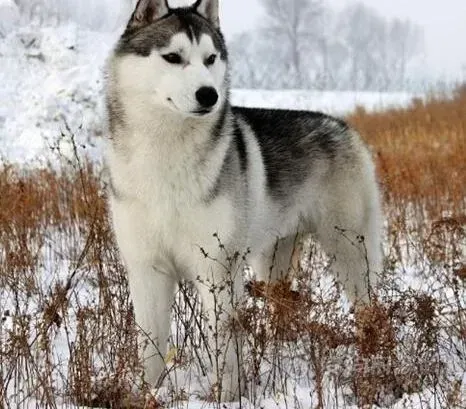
313, 184, 382, 304
250, 234, 302, 283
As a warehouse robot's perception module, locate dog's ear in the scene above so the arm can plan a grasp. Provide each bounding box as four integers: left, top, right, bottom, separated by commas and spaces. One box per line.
127, 0, 169, 31
194, 0, 219, 27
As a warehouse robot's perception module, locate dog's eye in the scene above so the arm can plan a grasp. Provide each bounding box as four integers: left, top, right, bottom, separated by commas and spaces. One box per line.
205, 54, 217, 66
162, 53, 183, 64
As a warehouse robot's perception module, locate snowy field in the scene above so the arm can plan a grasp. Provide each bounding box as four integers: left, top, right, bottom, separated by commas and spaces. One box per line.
0, 23, 424, 164
1, 8, 464, 409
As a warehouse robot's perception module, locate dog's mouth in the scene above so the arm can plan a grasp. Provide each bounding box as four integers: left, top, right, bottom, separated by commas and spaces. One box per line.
167, 98, 213, 116
191, 108, 213, 116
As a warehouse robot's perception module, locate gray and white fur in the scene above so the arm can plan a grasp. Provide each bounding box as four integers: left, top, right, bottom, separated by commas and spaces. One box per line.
105, 0, 383, 401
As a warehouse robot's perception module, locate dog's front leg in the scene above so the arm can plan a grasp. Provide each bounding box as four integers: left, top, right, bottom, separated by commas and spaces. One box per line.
126, 262, 176, 389
194, 263, 245, 402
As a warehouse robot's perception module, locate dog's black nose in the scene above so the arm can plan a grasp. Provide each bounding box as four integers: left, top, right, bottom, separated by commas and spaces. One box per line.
195, 86, 218, 108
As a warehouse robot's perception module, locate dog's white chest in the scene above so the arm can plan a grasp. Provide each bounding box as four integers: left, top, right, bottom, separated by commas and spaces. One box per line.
107, 142, 236, 274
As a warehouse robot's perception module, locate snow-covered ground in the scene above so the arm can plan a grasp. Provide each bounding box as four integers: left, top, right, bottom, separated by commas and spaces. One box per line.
0, 22, 424, 164
0, 23, 113, 163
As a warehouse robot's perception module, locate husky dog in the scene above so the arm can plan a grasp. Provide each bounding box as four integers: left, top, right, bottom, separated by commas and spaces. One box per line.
105, 0, 382, 401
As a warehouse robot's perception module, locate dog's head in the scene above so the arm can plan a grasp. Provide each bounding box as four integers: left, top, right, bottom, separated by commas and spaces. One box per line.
112, 0, 227, 118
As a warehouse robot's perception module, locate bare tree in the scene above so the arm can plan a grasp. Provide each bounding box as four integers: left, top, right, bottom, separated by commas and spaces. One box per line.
229, 33, 272, 89
387, 18, 424, 89
336, 2, 424, 90
218, 0, 424, 91
313, 6, 347, 90
337, 2, 385, 90
259, 0, 324, 88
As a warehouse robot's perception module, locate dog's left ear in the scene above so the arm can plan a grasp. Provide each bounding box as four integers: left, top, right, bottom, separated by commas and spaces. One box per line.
194, 0, 219, 27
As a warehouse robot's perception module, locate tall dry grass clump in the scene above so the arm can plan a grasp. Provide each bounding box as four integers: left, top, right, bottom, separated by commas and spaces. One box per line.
348, 85, 466, 218
348, 86, 465, 283
0, 161, 142, 408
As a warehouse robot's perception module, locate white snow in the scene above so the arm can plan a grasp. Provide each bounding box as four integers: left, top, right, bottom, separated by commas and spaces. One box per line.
231, 89, 419, 115
0, 0, 19, 35
0, 23, 114, 164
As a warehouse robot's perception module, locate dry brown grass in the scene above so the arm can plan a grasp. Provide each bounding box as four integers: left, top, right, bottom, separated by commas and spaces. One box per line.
0, 87, 465, 408
348, 86, 465, 289
348, 85, 466, 212
0, 162, 143, 408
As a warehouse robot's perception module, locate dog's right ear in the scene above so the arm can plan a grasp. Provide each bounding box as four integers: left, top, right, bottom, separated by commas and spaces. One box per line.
127, 0, 169, 31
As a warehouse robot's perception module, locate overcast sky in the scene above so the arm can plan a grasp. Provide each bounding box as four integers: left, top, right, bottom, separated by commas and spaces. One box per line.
218, 0, 466, 79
